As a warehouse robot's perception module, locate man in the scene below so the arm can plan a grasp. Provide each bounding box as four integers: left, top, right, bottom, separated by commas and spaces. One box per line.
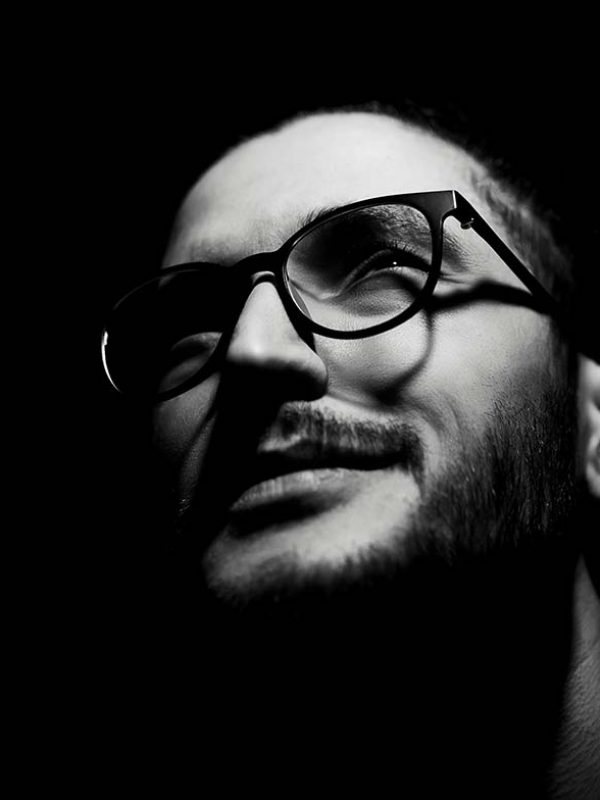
102, 105, 599, 796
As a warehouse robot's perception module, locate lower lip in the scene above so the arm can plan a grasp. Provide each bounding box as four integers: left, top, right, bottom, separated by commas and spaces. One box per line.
228, 468, 361, 518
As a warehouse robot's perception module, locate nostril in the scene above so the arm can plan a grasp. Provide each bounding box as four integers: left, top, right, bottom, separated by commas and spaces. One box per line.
223, 356, 328, 402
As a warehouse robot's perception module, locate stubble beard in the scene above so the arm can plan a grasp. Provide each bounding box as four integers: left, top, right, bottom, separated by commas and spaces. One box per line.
157, 375, 581, 795
179, 380, 579, 618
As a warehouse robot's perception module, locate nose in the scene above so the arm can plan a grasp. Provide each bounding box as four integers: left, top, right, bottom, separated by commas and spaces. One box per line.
224, 275, 328, 400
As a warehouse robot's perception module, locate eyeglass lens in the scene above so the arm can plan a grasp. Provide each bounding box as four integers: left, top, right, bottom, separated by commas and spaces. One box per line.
286, 203, 433, 331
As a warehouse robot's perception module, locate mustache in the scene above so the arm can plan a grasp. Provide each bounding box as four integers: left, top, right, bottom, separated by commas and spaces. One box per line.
256, 402, 424, 467
175, 401, 425, 529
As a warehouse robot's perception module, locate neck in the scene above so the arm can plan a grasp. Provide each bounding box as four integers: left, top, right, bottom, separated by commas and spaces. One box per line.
157, 539, 598, 797
548, 555, 600, 798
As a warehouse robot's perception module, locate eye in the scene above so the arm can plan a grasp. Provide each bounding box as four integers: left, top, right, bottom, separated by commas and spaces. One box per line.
342, 246, 430, 289
158, 331, 222, 387
165, 332, 221, 362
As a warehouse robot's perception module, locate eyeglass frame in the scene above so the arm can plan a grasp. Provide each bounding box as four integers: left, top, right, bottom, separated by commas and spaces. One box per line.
101, 189, 581, 398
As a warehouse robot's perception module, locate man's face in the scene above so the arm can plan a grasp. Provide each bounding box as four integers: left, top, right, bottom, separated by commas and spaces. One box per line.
153, 112, 574, 603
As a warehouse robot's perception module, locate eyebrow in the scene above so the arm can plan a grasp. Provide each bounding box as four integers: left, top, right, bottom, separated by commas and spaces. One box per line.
185, 199, 470, 269
303, 202, 469, 268
302, 204, 466, 261
294, 204, 343, 230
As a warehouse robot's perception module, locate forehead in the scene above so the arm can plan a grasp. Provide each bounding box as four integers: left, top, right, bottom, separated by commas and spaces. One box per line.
167, 112, 486, 264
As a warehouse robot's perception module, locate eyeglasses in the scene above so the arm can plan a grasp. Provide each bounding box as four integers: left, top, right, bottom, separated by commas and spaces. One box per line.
101, 189, 570, 400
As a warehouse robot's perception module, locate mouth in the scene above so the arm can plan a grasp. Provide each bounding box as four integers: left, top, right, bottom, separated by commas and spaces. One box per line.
224, 442, 406, 532
229, 466, 361, 515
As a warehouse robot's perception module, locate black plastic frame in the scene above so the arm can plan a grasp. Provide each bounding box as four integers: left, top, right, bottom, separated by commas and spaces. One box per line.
101, 190, 575, 398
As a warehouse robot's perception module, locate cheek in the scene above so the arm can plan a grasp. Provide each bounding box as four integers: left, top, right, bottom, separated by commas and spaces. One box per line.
316, 314, 433, 402
152, 374, 220, 466
318, 305, 552, 457
419, 308, 553, 444
442, 306, 550, 386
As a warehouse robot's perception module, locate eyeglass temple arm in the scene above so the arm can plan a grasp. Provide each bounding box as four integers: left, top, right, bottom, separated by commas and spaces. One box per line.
455, 206, 560, 314
451, 195, 599, 362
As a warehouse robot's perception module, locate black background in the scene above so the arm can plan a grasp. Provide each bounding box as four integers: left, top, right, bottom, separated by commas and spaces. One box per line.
41, 26, 598, 676
85, 62, 599, 565
29, 26, 600, 790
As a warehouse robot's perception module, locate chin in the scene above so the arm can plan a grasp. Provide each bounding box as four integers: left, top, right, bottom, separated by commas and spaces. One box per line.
200, 500, 417, 604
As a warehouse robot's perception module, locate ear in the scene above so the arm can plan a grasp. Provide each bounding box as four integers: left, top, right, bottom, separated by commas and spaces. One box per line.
578, 356, 600, 499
